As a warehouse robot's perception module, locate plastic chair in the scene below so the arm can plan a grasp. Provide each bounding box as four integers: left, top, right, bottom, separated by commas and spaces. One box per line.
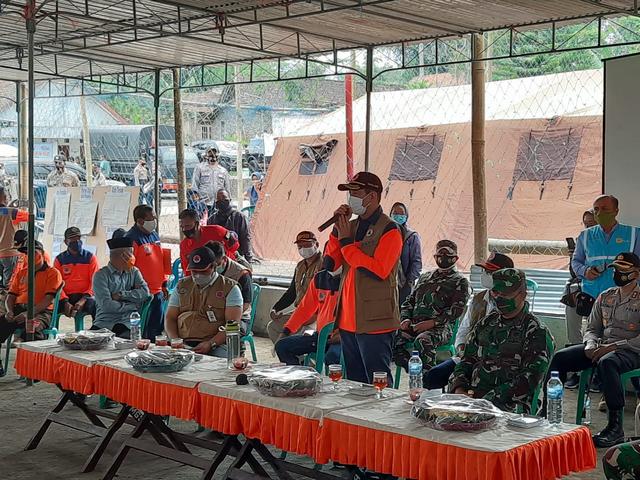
393, 317, 461, 389
2, 285, 64, 377
575, 367, 640, 426
241, 205, 255, 219
167, 258, 183, 293
526, 278, 539, 312
303, 321, 335, 375
241, 283, 260, 361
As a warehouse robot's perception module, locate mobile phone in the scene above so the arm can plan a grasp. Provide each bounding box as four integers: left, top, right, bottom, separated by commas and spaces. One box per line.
566, 237, 576, 250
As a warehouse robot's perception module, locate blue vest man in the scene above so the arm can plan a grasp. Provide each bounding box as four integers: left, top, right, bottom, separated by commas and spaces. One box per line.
572, 195, 640, 301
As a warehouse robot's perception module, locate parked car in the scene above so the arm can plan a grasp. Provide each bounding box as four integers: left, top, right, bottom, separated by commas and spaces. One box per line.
0, 158, 125, 219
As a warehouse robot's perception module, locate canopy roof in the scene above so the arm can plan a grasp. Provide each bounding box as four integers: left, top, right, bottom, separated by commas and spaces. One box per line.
0, 0, 637, 83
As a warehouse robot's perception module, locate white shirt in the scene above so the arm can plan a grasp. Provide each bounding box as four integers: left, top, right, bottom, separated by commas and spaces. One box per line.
453, 290, 495, 363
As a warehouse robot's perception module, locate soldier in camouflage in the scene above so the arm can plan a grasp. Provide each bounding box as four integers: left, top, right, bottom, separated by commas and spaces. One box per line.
449, 268, 554, 414
544, 251, 640, 448
604, 440, 640, 479
393, 240, 470, 371
46, 154, 80, 187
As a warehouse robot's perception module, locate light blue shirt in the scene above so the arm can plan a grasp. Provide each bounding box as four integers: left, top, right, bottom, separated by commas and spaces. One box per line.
92, 264, 151, 330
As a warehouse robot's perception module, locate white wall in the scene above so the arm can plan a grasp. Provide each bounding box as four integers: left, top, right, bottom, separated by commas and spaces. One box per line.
604, 53, 640, 226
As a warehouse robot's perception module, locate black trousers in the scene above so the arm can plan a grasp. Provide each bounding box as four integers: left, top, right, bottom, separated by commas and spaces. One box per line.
545, 344, 640, 410
61, 293, 97, 320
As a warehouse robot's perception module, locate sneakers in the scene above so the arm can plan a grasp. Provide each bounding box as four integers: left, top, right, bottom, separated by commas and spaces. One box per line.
565, 374, 579, 389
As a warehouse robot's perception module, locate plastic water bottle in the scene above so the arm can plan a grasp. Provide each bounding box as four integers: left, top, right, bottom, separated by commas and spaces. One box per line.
129, 312, 141, 342
547, 371, 564, 424
582, 395, 592, 426
226, 320, 241, 369
408, 350, 423, 400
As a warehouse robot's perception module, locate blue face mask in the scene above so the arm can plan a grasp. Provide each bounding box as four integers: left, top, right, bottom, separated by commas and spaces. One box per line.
391, 214, 407, 225
69, 240, 83, 252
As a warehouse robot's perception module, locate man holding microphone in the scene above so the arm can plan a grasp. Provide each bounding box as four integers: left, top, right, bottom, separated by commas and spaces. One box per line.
322, 172, 403, 384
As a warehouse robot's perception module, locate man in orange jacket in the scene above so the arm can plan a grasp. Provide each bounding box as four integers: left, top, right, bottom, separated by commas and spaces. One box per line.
125, 205, 170, 339
274, 268, 342, 367
54, 226, 100, 321
324, 172, 403, 384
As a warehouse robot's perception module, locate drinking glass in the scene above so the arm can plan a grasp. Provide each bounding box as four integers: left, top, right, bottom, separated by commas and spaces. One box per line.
155, 335, 168, 347
373, 372, 388, 399
328, 364, 343, 392
170, 338, 184, 349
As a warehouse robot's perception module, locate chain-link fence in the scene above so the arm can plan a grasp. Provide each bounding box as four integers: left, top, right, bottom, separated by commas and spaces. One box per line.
2, 15, 640, 274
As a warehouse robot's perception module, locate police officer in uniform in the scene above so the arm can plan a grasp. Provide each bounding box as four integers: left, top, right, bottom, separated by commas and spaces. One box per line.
449, 268, 554, 414
46, 155, 80, 187
544, 252, 640, 448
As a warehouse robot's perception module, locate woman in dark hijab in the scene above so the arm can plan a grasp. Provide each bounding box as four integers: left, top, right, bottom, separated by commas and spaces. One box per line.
390, 202, 423, 307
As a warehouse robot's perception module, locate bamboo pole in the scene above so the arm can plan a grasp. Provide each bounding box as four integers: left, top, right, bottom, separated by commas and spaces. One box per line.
173, 68, 187, 214
471, 34, 488, 263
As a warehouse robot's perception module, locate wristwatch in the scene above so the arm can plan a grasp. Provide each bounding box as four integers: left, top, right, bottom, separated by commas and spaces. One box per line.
210, 339, 218, 350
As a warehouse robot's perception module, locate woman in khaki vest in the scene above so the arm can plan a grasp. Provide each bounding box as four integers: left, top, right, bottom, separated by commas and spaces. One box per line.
164, 246, 244, 357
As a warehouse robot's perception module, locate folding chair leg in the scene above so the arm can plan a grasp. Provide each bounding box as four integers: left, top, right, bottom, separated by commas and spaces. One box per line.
248, 338, 257, 362
394, 365, 402, 390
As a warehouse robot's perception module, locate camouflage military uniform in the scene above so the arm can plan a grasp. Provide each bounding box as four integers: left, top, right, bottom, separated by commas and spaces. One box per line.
46, 169, 80, 187
449, 269, 555, 413
604, 440, 640, 480
393, 268, 470, 371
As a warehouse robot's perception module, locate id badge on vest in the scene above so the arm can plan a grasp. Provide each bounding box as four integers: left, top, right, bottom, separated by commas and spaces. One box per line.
206, 309, 217, 323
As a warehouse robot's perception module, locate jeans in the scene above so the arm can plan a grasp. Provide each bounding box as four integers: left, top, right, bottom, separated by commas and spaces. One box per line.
275, 332, 342, 367
423, 358, 456, 390
340, 329, 394, 385
544, 344, 640, 411
143, 292, 165, 340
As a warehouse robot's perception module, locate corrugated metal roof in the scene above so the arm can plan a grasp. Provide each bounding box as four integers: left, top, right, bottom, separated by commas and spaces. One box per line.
0, 1, 636, 82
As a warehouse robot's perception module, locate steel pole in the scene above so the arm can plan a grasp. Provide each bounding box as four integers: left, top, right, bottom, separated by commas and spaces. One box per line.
153, 70, 161, 218
18, 82, 28, 205
26, 4, 36, 342
364, 46, 373, 172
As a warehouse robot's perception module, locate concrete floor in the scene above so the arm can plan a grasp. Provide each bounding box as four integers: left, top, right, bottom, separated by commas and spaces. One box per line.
0, 317, 636, 479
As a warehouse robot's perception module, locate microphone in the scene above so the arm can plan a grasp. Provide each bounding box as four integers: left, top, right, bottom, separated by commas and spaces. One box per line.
318, 214, 338, 232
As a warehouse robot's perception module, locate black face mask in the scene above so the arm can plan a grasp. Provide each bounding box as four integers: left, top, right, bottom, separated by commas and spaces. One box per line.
216, 199, 231, 212
435, 255, 456, 270
182, 228, 197, 238
614, 270, 638, 287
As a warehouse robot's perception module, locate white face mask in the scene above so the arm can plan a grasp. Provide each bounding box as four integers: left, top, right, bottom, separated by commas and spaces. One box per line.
143, 219, 157, 233
480, 271, 494, 289
193, 271, 217, 287
348, 193, 369, 216
299, 246, 318, 259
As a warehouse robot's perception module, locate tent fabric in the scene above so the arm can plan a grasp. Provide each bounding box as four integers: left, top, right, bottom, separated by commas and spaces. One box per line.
251, 116, 601, 271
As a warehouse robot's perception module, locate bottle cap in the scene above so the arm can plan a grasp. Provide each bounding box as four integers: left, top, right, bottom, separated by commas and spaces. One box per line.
550, 371, 559, 377
411, 350, 419, 356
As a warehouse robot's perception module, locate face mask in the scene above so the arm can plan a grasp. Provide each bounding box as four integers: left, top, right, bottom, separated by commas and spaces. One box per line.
68, 240, 83, 253
56, 164, 64, 172
182, 227, 197, 238
494, 295, 519, 315
193, 271, 216, 287
595, 212, 616, 228
35, 252, 44, 266
208, 157, 218, 163
435, 255, 456, 270
143, 219, 157, 233
391, 214, 407, 225
480, 271, 494, 289
348, 193, 368, 216
216, 265, 225, 274
125, 254, 136, 271
299, 246, 318, 259
216, 199, 231, 211
614, 270, 638, 287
